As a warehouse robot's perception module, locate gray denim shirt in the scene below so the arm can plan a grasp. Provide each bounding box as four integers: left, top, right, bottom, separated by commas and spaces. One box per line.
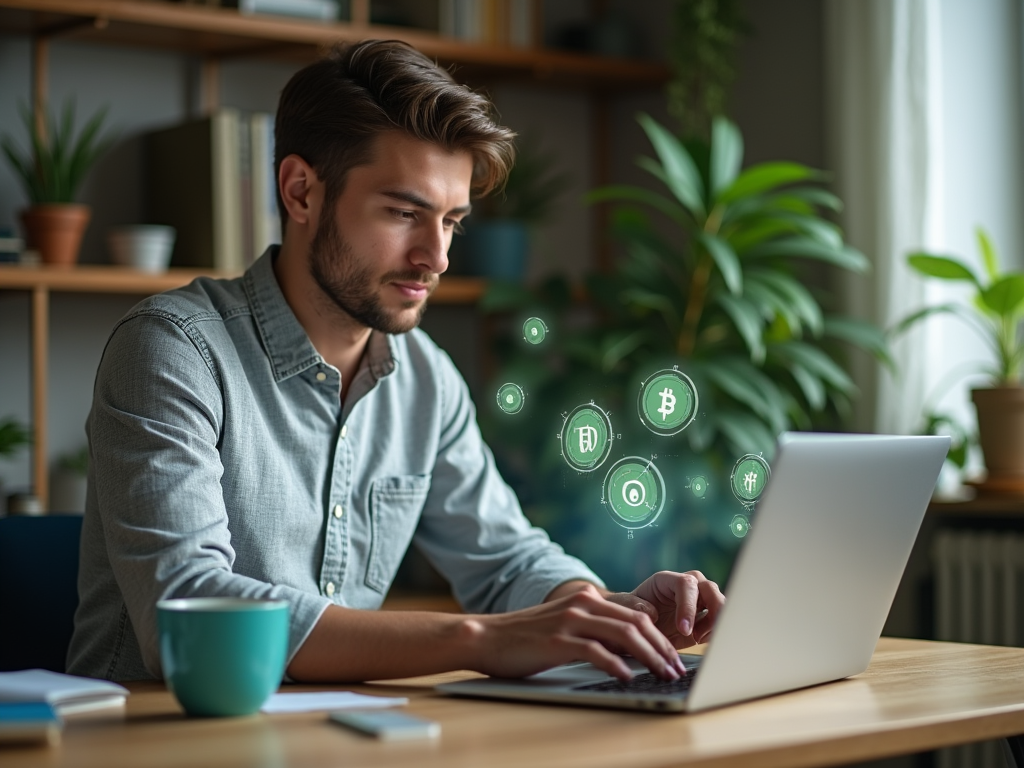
67, 248, 602, 681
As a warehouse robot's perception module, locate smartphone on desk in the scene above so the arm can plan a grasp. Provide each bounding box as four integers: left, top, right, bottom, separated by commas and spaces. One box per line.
329, 710, 440, 741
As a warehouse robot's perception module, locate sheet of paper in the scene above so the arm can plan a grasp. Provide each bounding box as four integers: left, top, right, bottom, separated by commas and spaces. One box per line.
261, 691, 408, 714
0, 670, 128, 706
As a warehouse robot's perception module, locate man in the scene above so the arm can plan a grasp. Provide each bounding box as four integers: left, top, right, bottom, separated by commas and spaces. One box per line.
68, 40, 724, 684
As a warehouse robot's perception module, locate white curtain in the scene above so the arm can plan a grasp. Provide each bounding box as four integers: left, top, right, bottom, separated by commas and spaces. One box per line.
824, 0, 946, 437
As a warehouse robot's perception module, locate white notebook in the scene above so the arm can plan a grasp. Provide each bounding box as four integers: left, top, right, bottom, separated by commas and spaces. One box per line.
0, 670, 128, 716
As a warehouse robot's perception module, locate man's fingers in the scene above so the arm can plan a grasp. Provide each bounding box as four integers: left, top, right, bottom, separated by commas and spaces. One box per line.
673, 571, 702, 637
564, 610, 679, 680
563, 638, 632, 681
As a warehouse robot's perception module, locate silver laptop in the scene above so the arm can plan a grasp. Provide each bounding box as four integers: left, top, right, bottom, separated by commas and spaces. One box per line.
438, 433, 949, 713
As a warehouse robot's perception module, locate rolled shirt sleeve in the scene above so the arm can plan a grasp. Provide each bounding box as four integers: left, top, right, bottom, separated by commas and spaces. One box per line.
82, 314, 331, 678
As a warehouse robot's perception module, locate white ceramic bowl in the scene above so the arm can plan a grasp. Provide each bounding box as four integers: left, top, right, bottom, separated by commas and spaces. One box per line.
107, 225, 176, 273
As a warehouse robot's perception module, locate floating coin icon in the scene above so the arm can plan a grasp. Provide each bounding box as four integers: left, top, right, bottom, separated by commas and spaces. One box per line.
638, 368, 698, 436
690, 475, 708, 499
496, 383, 525, 415
602, 456, 666, 529
523, 317, 548, 345
730, 454, 770, 503
559, 402, 613, 472
729, 514, 750, 538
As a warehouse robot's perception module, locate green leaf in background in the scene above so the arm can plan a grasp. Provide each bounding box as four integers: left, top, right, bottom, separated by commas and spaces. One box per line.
637, 112, 705, 215
773, 341, 856, 394
697, 232, 742, 295
718, 162, 820, 204
823, 316, 894, 369
786, 362, 827, 411
980, 274, 1024, 317
906, 254, 979, 285
748, 270, 823, 337
977, 228, 999, 281
716, 294, 765, 361
709, 116, 743, 198
748, 237, 870, 273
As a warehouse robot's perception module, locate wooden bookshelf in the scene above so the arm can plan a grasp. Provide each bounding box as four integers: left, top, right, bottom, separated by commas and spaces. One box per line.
0, 0, 670, 89
0, 264, 485, 508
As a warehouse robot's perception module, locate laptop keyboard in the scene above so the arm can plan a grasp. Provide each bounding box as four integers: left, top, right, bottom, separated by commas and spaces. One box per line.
575, 668, 698, 697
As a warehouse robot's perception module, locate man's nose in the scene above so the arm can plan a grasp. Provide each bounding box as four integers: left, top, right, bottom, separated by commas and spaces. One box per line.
412, 221, 449, 274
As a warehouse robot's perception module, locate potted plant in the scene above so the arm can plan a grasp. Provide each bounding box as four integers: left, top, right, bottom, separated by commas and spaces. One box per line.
462, 137, 568, 281
479, 114, 890, 587
0, 416, 31, 514
1, 100, 114, 266
898, 229, 1024, 482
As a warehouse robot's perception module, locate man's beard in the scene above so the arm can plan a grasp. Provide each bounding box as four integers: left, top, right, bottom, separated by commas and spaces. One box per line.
308, 207, 435, 335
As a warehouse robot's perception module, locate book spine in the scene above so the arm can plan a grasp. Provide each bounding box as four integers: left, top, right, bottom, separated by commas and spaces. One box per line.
212, 109, 244, 272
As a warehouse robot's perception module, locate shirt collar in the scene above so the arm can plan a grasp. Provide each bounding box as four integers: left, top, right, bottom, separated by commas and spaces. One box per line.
244, 247, 398, 383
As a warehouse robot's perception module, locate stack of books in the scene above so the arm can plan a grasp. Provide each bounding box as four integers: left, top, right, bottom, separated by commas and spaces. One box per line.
146, 110, 281, 272
0, 669, 129, 745
439, 0, 537, 47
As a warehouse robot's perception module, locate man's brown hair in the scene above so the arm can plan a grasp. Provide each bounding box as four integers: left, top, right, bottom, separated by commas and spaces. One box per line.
275, 39, 516, 231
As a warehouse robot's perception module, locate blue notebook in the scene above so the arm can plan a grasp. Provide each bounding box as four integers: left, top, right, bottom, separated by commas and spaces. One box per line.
0, 702, 61, 745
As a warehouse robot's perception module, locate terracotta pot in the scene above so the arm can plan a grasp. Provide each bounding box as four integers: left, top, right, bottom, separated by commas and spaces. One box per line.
972, 386, 1024, 476
20, 204, 91, 266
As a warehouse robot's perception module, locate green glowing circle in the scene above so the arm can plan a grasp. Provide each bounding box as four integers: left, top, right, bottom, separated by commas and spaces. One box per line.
637, 369, 698, 436
523, 317, 548, 345
559, 403, 613, 472
730, 454, 770, 503
602, 456, 666, 529
496, 383, 525, 415
690, 475, 708, 499
730, 514, 750, 538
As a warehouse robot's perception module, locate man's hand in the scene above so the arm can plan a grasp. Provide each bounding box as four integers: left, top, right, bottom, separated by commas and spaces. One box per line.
465, 585, 687, 682
606, 570, 725, 647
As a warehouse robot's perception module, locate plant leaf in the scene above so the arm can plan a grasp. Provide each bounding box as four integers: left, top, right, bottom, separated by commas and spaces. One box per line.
772, 341, 856, 394
710, 116, 743, 199
636, 113, 705, 215
822, 316, 894, 369
786, 362, 826, 410
748, 237, 870, 273
719, 162, 821, 204
715, 294, 765, 362
586, 185, 689, 226
980, 274, 1024, 318
697, 232, 741, 295
977, 228, 999, 281
479, 281, 535, 312
703, 357, 789, 433
715, 410, 777, 457
748, 270, 823, 336
906, 253, 980, 285
600, 329, 649, 372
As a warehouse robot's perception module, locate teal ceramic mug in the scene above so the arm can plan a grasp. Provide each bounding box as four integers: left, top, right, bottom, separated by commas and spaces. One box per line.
157, 597, 289, 717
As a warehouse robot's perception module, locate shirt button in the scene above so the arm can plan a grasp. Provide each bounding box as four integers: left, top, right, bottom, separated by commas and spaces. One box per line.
333, 504, 343, 519
340, 425, 348, 439
316, 372, 327, 382
325, 582, 335, 596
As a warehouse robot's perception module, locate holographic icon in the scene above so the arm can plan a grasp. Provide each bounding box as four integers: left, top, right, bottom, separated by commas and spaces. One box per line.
559, 402, 614, 472
496, 382, 526, 415
730, 454, 770, 504
523, 317, 548, 345
688, 475, 708, 499
638, 367, 698, 436
602, 456, 667, 530
729, 514, 750, 538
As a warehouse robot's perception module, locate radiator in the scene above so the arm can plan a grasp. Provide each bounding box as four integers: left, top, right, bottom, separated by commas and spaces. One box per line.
932, 530, 1024, 768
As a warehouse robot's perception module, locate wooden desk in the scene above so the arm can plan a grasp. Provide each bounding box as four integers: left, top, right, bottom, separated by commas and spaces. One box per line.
4, 638, 1024, 768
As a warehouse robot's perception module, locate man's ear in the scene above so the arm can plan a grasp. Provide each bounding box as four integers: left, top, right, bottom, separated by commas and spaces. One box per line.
278, 154, 321, 229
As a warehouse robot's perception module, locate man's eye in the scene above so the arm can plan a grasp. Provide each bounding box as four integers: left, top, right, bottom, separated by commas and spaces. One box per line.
446, 219, 466, 236
391, 209, 416, 221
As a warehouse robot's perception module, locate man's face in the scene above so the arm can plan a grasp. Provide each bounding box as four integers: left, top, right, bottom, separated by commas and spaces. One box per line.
308, 131, 473, 334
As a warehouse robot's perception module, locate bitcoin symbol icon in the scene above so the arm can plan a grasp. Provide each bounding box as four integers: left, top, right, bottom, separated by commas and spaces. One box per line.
731, 454, 770, 503
638, 369, 697, 435
496, 383, 525, 415
690, 476, 708, 499
602, 457, 666, 529
657, 388, 676, 421
559, 403, 613, 472
730, 514, 750, 538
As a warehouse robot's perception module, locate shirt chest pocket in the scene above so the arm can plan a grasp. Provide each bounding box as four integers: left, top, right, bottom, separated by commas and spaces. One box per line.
365, 474, 431, 594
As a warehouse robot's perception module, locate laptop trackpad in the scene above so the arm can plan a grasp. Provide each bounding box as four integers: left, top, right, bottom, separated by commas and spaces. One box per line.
522, 654, 703, 688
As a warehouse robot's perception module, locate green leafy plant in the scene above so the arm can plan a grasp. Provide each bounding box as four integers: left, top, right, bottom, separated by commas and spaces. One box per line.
897, 228, 1024, 385
667, 0, 749, 139
0, 417, 30, 461
478, 114, 890, 588
1, 99, 115, 204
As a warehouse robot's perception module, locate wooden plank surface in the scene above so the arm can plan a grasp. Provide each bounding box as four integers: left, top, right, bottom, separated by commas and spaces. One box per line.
4, 639, 1024, 768
0, 0, 670, 88
0, 264, 485, 304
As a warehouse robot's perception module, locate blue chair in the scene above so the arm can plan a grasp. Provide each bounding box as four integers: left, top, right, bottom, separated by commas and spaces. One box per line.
0, 514, 83, 672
